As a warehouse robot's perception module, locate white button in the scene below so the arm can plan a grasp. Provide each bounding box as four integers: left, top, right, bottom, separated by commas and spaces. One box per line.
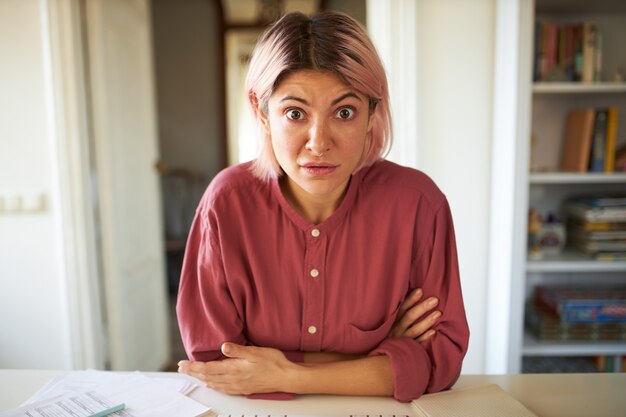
308, 325, 317, 334
311, 228, 320, 237
310, 268, 319, 278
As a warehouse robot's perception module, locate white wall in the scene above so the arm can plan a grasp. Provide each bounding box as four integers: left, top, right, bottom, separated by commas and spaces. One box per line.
416, 0, 495, 374
369, 0, 496, 374
0, 0, 70, 369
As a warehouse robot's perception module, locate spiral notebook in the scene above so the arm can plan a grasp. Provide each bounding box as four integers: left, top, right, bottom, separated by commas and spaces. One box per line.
411, 384, 537, 417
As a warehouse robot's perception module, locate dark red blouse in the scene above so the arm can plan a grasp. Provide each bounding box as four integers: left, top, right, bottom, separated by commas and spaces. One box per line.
177, 160, 469, 401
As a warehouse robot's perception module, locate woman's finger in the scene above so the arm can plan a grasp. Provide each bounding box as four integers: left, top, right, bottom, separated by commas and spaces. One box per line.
416, 329, 436, 343
396, 288, 423, 321
388, 297, 439, 338
397, 297, 438, 331
404, 310, 441, 339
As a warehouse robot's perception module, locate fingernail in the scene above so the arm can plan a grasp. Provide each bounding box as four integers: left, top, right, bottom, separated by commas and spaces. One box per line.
415, 288, 423, 297
432, 311, 442, 320
428, 297, 438, 307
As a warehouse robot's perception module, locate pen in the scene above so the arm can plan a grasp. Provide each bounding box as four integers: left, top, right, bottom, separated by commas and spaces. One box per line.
88, 403, 126, 417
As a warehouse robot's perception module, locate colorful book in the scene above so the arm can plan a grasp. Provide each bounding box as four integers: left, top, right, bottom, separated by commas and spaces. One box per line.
535, 286, 626, 323
526, 303, 626, 340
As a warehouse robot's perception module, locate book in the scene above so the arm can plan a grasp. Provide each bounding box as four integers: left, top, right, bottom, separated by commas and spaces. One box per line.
588, 109, 608, 172
526, 303, 626, 341
604, 107, 619, 172
595, 251, 626, 261
564, 197, 626, 222
582, 23, 597, 83
535, 285, 626, 323
569, 196, 626, 208
567, 219, 626, 232
563, 24, 577, 80
560, 108, 595, 172
568, 227, 626, 241
571, 238, 626, 253
411, 384, 537, 417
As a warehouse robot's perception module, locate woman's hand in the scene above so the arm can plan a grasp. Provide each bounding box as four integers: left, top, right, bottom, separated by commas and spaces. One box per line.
388, 288, 441, 342
177, 343, 296, 395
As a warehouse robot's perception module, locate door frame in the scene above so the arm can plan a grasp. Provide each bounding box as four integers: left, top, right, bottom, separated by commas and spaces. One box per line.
42, 0, 107, 370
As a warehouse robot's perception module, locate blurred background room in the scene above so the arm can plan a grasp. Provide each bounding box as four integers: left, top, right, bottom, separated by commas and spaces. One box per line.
1, 0, 625, 377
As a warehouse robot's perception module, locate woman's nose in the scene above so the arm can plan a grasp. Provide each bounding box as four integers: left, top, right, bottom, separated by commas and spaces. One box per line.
306, 119, 331, 155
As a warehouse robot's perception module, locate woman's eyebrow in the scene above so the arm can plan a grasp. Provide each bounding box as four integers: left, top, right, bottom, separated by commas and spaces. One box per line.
280, 95, 308, 104
332, 92, 362, 105
279, 92, 363, 106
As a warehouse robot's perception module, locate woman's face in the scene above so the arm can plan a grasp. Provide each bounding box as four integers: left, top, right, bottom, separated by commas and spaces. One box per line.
261, 70, 374, 211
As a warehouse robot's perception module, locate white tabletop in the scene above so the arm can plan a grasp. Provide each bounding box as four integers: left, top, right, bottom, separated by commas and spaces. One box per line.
1, 370, 625, 417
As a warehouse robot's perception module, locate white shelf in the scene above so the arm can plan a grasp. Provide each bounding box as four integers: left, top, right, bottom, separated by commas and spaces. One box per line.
506, 0, 626, 374
533, 82, 626, 94
529, 173, 626, 184
523, 331, 626, 356
527, 251, 626, 272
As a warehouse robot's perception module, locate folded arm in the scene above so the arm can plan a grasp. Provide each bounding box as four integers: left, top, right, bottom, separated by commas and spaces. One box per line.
178, 288, 442, 398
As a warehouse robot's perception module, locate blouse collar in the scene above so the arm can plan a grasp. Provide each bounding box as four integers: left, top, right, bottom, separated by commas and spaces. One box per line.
271, 166, 367, 233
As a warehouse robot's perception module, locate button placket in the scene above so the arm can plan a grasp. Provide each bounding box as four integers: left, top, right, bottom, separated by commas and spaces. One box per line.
301, 228, 326, 351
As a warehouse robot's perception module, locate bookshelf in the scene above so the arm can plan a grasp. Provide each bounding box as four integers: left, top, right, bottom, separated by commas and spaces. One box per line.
513, 0, 626, 374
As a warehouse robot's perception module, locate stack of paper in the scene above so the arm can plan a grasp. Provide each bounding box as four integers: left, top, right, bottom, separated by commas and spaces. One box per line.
0, 370, 211, 417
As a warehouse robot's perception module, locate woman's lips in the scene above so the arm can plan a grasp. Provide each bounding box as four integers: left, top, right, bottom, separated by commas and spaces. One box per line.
300, 162, 338, 176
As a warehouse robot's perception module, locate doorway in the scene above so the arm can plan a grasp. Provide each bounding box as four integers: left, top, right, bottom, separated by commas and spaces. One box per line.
150, 0, 366, 368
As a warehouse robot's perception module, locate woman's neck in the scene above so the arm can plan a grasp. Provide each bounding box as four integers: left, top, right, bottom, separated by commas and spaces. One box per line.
279, 177, 350, 224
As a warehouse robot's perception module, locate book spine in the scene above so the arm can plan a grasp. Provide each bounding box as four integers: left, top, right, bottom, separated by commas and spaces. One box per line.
594, 31, 603, 82
574, 24, 583, 81
564, 25, 576, 81
559, 301, 626, 323
547, 23, 558, 78
589, 110, 608, 172
582, 23, 596, 83
540, 22, 550, 80
534, 21, 541, 81
604, 107, 619, 172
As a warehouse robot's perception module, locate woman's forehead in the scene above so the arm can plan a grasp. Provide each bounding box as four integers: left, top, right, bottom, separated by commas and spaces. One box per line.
270, 69, 365, 103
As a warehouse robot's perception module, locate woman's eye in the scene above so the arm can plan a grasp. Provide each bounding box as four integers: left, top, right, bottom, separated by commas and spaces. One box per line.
336, 107, 355, 120
286, 109, 303, 120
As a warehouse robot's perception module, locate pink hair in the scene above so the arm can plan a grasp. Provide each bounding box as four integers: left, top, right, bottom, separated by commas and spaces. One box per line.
245, 11, 393, 180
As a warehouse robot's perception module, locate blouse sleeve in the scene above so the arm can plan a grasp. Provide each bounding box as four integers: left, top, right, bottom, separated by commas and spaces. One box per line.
368, 198, 469, 402
176, 203, 304, 363
176, 202, 303, 400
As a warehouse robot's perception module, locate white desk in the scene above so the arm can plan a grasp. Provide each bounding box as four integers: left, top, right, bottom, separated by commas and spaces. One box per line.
1, 370, 625, 417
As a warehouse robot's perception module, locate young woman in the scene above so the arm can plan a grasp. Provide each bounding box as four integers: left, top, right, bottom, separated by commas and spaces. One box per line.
177, 11, 469, 402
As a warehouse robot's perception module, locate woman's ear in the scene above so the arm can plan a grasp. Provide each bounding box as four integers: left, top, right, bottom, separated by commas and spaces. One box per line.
366, 110, 375, 134
250, 92, 270, 132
